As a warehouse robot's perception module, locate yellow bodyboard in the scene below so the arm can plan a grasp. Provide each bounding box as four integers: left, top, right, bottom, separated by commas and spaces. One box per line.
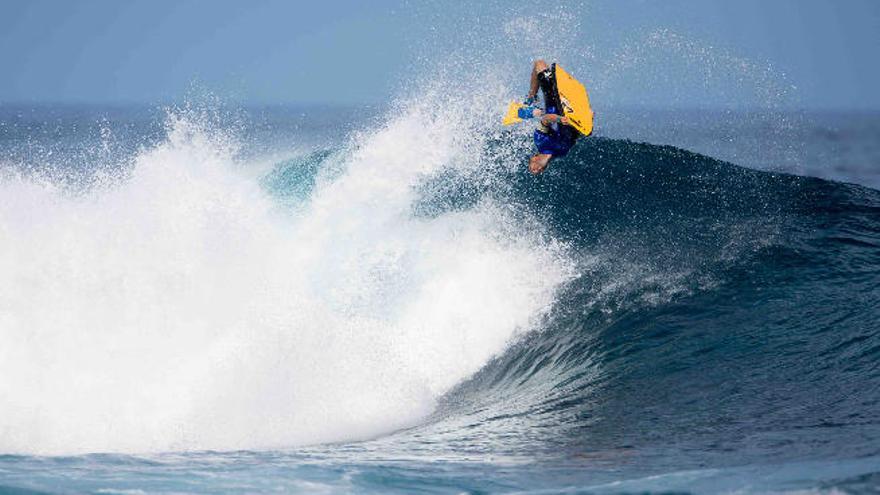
554, 65, 593, 136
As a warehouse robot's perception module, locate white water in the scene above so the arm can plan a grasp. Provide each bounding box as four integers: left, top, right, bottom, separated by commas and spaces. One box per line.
0, 98, 573, 454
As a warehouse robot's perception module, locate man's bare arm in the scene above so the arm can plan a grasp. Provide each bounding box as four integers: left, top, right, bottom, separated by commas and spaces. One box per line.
528, 59, 549, 100
541, 113, 569, 126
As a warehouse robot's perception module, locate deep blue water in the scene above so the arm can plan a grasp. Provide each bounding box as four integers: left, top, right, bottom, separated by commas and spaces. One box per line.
1, 103, 879, 494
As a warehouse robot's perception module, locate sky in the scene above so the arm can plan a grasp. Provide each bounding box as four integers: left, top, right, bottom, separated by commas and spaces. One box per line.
1, 0, 878, 110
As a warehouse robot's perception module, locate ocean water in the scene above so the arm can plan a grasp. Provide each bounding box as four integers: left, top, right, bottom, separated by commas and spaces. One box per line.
1, 92, 879, 494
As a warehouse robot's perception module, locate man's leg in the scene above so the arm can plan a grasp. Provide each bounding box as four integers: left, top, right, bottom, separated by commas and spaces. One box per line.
529, 153, 552, 174
528, 59, 549, 100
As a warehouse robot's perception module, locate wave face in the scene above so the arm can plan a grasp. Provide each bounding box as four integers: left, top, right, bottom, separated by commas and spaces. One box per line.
408, 138, 880, 469
1, 99, 880, 491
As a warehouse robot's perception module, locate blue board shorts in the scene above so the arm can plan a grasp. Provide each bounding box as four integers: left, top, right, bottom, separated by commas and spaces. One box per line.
534, 128, 578, 157
533, 105, 579, 157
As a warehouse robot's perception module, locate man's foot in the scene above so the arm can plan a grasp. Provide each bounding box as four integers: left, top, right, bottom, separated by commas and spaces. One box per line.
529, 153, 552, 174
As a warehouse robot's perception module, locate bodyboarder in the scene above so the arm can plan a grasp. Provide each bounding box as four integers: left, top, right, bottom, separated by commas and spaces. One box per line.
517, 60, 582, 174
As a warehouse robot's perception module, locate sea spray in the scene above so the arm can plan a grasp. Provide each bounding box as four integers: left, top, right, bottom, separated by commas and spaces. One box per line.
0, 97, 574, 454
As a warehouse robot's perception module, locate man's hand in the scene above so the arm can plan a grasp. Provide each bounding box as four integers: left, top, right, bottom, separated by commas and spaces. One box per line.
540, 114, 568, 126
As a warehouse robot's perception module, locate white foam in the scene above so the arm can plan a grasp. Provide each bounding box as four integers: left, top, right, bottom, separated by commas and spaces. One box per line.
0, 98, 573, 454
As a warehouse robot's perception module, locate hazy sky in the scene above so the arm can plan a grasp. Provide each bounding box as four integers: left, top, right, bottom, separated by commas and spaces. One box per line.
1, 0, 878, 109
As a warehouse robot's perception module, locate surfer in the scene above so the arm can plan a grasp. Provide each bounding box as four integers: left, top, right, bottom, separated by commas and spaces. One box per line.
519, 60, 581, 174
